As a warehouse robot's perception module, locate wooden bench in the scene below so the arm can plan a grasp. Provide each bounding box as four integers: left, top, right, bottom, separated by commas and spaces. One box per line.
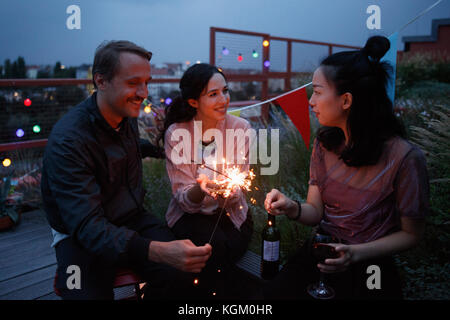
235, 250, 265, 281
235, 250, 283, 279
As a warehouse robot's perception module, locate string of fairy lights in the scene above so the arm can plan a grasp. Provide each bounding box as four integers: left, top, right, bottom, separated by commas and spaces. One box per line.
11, 98, 42, 139
216, 35, 272, 68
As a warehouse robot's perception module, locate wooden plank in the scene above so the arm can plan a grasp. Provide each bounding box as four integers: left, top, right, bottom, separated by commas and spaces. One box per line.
0, 210, 48, 242
0, 234, 53, 268
0, 244, 54, 273
0, 264, 56, 296
0, 225, 51, 250
36, 291, 61, 300
0, 277, 54, 300
0, 252, 56, 282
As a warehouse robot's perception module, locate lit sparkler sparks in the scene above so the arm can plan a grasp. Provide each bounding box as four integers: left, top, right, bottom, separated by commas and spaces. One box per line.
212, 166, 256, 198
194, 161, 256, 199
193, 160, 257, 244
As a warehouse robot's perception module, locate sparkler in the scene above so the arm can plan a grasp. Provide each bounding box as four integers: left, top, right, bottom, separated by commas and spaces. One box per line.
208, 197, 230, 244
192, 160, 256, 243
190, 162, 257, 289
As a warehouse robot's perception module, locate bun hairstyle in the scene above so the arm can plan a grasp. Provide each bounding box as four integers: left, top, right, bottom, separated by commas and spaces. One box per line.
361, 35, 391, 62
159, 63, 226, 144
317, 35, 405, 167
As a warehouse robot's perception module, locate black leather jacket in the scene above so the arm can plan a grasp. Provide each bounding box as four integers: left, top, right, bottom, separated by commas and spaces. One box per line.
41, 93, 162, 265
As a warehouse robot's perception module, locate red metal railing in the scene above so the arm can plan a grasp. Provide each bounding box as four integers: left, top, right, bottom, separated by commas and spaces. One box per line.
210, 26, 361, 99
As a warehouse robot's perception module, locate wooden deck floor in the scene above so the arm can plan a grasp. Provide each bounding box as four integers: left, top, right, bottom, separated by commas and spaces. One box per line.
0, 209, 264, 300
0, 209, 59, 300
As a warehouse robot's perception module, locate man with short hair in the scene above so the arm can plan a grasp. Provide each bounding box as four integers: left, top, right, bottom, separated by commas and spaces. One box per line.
41, 40, 212, 300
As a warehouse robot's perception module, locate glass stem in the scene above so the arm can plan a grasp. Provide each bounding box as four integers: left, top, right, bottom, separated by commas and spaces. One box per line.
319, 272, 326, 287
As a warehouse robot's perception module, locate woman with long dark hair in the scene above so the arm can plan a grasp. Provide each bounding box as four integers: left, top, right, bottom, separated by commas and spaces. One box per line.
264, 36, 429, 299
161, 63, 253, 298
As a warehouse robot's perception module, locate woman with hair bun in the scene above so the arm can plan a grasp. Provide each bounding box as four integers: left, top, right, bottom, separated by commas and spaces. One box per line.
160, 63, 253, 299
264, 36, 429, 299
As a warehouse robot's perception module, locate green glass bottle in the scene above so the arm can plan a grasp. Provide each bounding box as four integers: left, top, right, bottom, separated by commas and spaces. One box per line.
261, 213, 280, 280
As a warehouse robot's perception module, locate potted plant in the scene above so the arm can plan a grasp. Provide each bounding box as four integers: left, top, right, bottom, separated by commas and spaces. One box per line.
0, 172, 20, 231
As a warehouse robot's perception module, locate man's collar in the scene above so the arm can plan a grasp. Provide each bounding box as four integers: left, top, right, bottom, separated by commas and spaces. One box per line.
86, 92, 128, 133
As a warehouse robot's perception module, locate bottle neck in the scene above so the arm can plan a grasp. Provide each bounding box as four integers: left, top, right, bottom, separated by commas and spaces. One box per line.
267, 213, 276, 227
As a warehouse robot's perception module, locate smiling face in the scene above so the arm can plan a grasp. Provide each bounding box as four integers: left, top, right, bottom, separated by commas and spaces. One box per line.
189, 73, 230, 128
96, 52, 151, 126
309, 67, 350, 129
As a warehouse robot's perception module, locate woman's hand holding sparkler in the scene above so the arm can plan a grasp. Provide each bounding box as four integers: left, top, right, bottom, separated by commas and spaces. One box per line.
197, 174, 222, 199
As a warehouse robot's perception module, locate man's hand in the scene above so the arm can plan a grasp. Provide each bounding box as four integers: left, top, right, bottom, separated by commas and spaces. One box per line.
148, 240, 212, 273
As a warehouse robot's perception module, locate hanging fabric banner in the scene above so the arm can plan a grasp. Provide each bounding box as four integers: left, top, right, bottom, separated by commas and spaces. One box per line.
275, 87, 310, 149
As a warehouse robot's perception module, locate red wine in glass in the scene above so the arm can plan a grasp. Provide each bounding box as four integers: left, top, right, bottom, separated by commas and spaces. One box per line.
312, 243, 340, 263
307, 233, 340, 299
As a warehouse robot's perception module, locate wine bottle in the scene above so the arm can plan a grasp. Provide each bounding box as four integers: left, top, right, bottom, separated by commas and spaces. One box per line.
261, 213, 280, 280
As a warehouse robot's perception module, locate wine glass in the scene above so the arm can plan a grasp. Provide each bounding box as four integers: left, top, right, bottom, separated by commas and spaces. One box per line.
307, 233, 340, 299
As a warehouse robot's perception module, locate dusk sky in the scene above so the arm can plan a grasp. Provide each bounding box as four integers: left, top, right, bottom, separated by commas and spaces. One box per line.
0, 0, 449, 67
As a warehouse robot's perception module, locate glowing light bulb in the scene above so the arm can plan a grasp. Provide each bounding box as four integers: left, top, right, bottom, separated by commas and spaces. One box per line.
222, 47, 229, 55
2, 158, 11, 167
165, 98, 172, 105
16, 129, 25, 138
264, 60, 270, 68
24, 98, 32, 107
252, 50, 259, 58
32, 125, 41, 133
237, 54, 243, 62
144, 106, 151, 114
263, 40, 270, 47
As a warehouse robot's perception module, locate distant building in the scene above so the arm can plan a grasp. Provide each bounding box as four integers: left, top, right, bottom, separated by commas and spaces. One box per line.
76, 64, 92, 79
148, 63, 182, 103
402, 18, 450, 58
26, 65, 40, 79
